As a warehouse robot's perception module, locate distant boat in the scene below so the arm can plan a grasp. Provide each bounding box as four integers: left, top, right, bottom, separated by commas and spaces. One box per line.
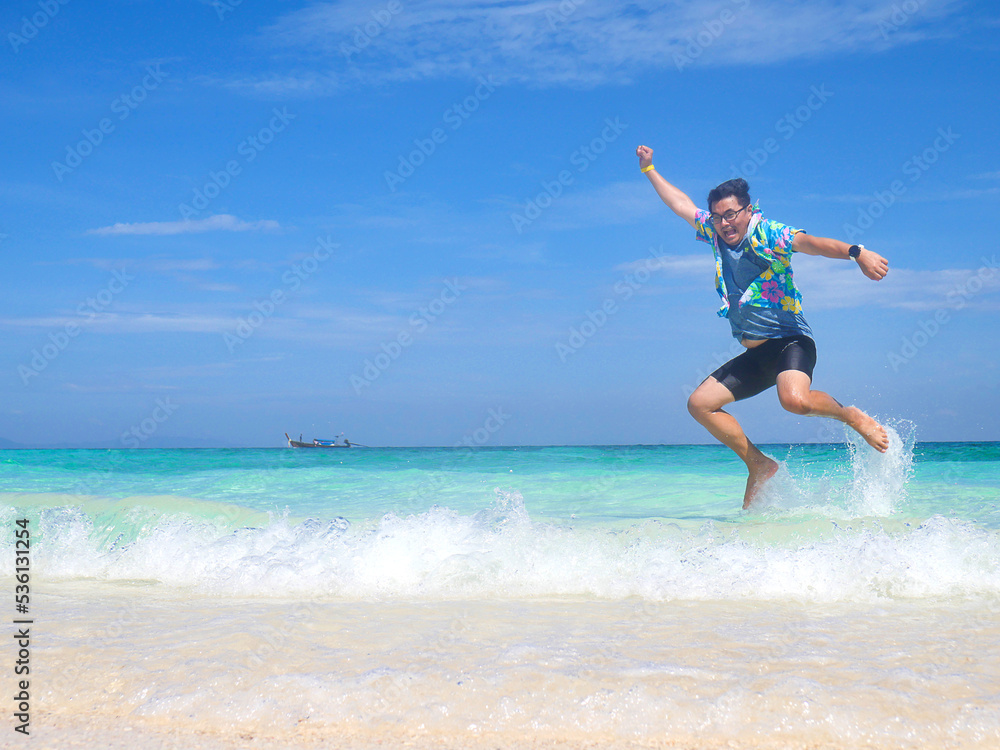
284, 432, 360, 448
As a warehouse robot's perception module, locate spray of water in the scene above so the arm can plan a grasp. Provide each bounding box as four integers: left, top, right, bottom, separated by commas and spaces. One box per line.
846, 418, 916, 516
754, 418, 916, 518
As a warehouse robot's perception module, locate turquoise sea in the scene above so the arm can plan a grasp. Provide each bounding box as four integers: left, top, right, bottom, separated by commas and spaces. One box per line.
3, 426, 999, 748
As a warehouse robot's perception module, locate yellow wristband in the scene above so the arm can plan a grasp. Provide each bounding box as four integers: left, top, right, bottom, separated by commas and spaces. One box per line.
641, 164, 655, 173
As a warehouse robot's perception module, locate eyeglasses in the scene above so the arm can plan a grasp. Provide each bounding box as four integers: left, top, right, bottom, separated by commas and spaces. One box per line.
710, 205, 749, 225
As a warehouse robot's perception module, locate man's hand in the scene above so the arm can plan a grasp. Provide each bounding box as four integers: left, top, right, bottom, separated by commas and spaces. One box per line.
636, 145, 653, 170
857, 248, 889, 281
635, 145, 698, 227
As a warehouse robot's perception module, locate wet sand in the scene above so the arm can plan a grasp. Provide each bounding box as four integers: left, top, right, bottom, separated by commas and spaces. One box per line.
25, 585, 1000, 749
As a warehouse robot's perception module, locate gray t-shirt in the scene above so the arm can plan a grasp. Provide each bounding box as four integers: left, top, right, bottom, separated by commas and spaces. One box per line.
719, 235, 813, 341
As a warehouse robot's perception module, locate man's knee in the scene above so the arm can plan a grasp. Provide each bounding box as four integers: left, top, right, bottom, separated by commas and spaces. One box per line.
688, 383, 726, 419
779, 390, 811, 415
687, 392, 706, 419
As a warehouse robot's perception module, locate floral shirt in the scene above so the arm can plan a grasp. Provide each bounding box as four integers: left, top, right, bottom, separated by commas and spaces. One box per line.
694, 204, 805, 319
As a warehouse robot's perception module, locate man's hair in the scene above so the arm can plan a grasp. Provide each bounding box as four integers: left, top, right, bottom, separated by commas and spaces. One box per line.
707, 178, 751, 211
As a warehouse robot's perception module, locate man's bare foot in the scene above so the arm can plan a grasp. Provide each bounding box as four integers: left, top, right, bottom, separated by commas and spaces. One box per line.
743, 457, 779, 510
844, 407, 889, 453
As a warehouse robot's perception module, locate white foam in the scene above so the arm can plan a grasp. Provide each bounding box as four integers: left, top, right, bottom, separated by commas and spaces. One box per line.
753, 419, 916, 518
10, 486, 1000, 603
846, 418, 916, 516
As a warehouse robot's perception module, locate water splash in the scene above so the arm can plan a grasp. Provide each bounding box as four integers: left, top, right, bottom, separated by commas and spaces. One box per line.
754, 419, 916, 518
846, 418, 916, 516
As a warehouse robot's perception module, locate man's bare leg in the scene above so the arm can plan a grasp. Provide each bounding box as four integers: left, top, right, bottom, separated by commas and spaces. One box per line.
776, 371, 889, 452
688, 377, 779, 509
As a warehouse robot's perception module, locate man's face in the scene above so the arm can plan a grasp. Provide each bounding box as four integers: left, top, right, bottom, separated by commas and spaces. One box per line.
709, 196, 752, 247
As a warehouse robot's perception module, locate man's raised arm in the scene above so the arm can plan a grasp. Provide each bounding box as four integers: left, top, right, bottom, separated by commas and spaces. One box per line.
636, 145, 698, 229
792, 232, 890, 281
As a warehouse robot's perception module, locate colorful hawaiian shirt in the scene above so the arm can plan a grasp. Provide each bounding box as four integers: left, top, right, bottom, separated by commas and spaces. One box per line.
694, 204, 805, 318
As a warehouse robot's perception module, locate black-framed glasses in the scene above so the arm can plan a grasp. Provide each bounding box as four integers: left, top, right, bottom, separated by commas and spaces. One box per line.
710, 205, 749, 225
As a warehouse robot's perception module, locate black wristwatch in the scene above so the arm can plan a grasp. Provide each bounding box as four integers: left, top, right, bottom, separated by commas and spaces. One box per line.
848, 244, 864, 260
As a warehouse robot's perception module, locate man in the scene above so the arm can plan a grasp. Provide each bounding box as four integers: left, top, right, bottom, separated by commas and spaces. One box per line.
636, 144, 890, 509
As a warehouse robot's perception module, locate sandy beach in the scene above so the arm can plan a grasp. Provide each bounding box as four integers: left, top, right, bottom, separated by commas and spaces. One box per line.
26, 584, 1000, 750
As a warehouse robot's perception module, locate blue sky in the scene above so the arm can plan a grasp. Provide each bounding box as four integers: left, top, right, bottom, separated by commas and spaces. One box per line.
2, 0, 998, 448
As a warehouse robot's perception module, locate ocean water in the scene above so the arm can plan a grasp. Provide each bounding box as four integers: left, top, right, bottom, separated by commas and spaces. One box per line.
3, 425, 1000, 748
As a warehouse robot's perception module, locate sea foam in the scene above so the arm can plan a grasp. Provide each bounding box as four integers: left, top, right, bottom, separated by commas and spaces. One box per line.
9, 485, 999, 603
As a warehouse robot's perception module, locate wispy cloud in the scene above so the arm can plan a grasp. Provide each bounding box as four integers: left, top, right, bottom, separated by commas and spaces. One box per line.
616, 254, 712, 275
225, 0, 967, 93
612, 250, 1000, 312
793, 253, 1000, 311
87, 214, 281, 236
804, 187, 1000, 204
66, 257, 223, 272
0, 312, 233, 334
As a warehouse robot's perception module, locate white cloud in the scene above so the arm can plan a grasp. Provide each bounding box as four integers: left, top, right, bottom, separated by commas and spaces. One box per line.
87, 214, 281, 236
611, 250, 1000, 312
793, 253, 1000, 311
804, 187, 1000, 204
231, 0, 967, 92
616, 254, 712, 275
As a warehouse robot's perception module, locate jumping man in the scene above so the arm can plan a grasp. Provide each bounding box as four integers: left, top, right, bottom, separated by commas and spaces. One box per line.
636, 145, 890, 509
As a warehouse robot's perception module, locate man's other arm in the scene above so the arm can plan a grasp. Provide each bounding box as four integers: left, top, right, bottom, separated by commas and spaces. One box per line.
792, 233, 889, 281
636, 145, 698, 229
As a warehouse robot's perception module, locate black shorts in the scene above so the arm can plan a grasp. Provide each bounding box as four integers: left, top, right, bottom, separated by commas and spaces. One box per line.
710, 335, 817, 402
